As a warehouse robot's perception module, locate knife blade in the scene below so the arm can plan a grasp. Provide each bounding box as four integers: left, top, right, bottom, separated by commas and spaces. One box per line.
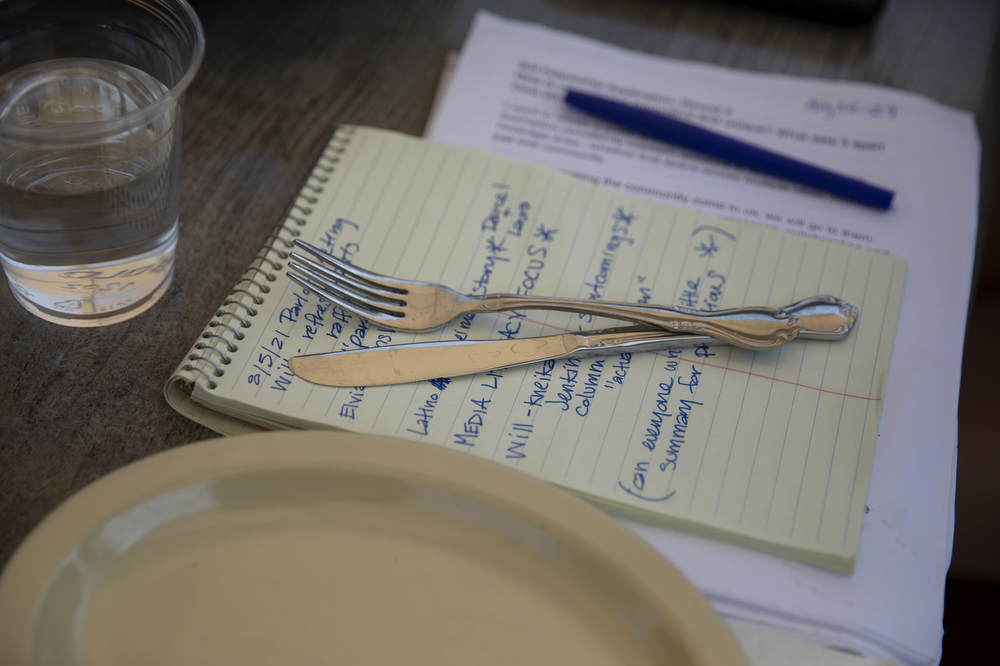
290, 295, 857, 387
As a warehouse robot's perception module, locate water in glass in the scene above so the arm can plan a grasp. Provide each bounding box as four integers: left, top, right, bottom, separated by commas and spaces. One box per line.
0, 58, 181, 325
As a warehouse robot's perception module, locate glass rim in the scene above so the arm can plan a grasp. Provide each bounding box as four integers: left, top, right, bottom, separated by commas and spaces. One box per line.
0, 0, 205, 143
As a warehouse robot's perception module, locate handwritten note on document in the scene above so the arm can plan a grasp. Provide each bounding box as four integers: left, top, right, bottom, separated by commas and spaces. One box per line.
181, 127, 905, 573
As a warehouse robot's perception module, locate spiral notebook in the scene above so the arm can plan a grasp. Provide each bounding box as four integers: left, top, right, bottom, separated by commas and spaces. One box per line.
165, 125, 906, 573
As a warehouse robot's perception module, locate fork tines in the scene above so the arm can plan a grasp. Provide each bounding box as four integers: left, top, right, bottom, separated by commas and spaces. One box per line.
287, 240, 406, 322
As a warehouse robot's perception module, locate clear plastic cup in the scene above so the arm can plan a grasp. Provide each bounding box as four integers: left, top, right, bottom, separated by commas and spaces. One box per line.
0, 0, 204, 326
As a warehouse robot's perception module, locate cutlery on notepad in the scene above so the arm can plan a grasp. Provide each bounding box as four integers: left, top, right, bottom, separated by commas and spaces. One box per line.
289, 295, 857, 387
283, 241, 859, 387
286, 240, 852, 350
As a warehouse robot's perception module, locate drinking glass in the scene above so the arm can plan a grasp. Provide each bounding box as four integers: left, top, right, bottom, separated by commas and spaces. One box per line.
0, 0, 204, 326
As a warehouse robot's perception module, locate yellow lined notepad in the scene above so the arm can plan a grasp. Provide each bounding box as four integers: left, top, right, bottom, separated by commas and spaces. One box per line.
166, 126, 905, 573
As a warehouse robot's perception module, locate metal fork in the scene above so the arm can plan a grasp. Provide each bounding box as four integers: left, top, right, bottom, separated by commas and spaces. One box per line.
287, 240, 806, 351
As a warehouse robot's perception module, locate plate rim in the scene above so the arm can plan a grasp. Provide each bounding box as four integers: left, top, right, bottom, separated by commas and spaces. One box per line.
0, 430, 748, 665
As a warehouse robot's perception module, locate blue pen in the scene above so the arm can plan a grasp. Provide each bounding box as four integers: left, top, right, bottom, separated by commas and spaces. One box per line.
564, 90, 894, 210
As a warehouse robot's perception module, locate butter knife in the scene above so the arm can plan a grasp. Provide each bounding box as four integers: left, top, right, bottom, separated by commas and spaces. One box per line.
290, 295, 857, 387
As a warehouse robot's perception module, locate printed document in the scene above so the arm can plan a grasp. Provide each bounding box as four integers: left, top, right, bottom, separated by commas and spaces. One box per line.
426, 12, 980, 666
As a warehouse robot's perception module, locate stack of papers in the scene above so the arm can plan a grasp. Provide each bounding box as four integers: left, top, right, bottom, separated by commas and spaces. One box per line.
426, 12, 980, 665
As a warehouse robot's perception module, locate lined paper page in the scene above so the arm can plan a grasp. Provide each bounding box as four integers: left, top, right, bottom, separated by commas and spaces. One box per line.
184, 127, 905, 572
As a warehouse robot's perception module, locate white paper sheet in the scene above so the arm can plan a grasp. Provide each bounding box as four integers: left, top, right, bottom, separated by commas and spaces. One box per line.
426, 12, 980, 666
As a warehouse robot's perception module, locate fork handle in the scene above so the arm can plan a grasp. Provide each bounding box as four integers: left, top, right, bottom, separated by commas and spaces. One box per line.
468, 294, 803, 351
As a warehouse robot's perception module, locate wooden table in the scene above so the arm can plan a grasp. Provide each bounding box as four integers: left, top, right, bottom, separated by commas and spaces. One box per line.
1, 0, 996, 585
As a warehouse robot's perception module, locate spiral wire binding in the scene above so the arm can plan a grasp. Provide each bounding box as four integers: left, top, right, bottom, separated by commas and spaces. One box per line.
181, 126, 355, 390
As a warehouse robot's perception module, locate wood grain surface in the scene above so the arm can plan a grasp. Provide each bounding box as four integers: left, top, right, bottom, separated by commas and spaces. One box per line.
0, 0, 996, 574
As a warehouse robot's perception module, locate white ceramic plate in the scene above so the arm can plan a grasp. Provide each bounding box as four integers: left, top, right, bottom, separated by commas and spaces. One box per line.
0, 431, 748, 665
